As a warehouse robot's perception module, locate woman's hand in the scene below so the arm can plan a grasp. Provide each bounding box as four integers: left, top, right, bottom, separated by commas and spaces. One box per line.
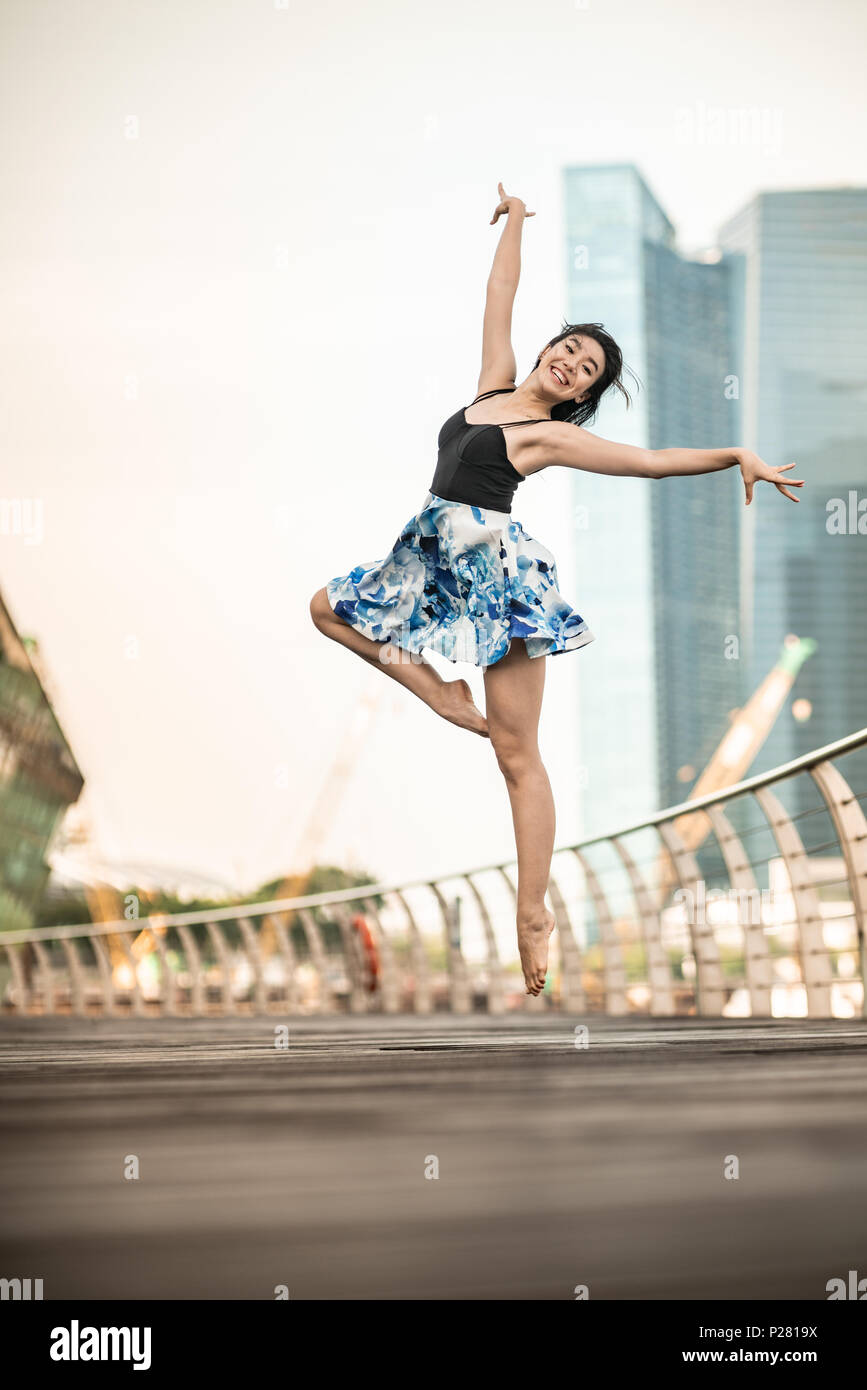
490, 181, 535, 224
738, 449, 805, 505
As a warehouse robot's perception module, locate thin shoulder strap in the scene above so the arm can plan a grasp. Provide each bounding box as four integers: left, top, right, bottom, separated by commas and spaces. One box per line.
500, 417, 551, 429
470, 387, 516, 403
469, 387, 549, 426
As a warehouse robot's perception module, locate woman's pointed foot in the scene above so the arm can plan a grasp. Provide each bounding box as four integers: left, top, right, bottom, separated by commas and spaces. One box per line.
517, 909, 556, 995
434, 678, 489, 737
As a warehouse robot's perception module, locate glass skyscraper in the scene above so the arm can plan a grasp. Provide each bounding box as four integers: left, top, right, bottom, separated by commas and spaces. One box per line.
562, 164, 741, 841
718, 188, 867, 800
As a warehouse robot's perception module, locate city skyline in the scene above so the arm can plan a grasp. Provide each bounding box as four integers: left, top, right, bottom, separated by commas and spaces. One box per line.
2, 0, 866, 897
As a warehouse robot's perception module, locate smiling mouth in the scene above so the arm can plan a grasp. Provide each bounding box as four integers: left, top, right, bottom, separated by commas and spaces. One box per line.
550, 366, 568, 386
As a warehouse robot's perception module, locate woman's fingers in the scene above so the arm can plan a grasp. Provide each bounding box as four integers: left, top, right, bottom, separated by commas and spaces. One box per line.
774, 463, 804, 501
773, 470, 803, 501
492, 183, 535, 219
491, 204, 535, 221
743, 453, 805, 505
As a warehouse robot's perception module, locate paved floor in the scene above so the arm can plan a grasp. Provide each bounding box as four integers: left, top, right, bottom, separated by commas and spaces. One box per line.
1, 1014, 866, 1300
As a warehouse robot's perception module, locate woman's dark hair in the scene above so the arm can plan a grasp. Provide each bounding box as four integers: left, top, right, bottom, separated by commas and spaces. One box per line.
533, 321, 639, 427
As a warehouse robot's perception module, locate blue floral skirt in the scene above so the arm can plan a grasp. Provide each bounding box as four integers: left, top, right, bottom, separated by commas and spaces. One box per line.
326, 490, 595, 668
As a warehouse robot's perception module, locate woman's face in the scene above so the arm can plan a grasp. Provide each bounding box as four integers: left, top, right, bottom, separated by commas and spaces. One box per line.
537, 333, 604, 403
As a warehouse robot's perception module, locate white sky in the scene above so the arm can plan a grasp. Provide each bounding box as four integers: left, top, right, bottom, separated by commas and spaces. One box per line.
2, 0, 865, 896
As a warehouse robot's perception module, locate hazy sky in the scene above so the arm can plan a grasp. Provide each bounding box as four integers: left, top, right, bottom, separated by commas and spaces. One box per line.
2, 0, 865, 897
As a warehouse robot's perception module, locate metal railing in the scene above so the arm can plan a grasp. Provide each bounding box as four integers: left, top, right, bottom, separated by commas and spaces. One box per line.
2, 729, 866, 1019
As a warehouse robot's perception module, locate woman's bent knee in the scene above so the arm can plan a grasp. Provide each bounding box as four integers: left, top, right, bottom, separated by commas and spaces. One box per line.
309, 587, 333, 630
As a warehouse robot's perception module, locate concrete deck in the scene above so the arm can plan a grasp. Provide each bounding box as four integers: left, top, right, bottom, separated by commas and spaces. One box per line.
1, 1014, 866, 1299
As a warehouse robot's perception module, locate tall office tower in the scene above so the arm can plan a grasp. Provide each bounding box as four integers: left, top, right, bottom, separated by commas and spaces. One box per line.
718, 188, 867, 805
644, 242, 742, 811
562, 164, 741, 852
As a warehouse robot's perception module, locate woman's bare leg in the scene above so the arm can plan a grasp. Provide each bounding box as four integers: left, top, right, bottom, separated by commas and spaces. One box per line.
309, 587, 489, 737
483, 639, 556, 995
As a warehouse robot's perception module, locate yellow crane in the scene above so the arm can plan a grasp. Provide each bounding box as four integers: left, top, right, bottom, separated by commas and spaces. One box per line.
655, 634, 816, 899
59, 806, 160, 978
274, 685, 392, 899
254, 684, 398, 960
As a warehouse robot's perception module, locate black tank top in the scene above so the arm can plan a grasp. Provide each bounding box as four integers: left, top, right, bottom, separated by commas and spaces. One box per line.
429, 387, 550, 513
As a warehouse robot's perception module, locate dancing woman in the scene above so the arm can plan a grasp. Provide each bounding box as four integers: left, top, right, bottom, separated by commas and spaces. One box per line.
310, 183, 803, 997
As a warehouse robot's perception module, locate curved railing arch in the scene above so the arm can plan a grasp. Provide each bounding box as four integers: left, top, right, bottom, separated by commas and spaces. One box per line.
2, 728, 865, 1020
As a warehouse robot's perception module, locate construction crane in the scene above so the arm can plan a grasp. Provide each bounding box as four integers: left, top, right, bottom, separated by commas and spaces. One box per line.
655, 635, 816, 900
55, 803, 162, 986
274, 685, 393, 899
258, 684, 401, 964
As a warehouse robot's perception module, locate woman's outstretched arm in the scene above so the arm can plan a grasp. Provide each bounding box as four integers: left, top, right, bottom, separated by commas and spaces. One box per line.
477, 183, 535, 393
525, 423, 805, 504
650, 446, 803, 503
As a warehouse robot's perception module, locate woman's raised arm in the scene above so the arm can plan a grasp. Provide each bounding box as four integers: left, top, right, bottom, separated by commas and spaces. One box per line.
477, 183, 535, 395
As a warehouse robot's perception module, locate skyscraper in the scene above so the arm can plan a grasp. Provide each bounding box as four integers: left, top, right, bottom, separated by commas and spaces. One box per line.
718, 187, 867, 801
562, 163, 741, 843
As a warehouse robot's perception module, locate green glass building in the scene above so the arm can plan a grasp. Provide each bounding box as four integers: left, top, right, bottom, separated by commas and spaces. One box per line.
0, 591, 84, 930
